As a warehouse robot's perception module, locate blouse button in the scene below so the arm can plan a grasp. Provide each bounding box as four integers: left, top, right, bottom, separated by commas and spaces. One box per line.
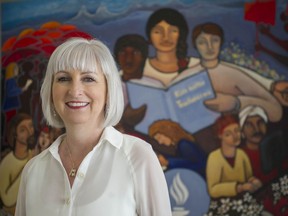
66, 198, 71, 205
77, 172, 85, 178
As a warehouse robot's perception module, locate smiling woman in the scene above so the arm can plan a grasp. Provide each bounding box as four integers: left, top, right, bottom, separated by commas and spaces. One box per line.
15, 37, 172, 216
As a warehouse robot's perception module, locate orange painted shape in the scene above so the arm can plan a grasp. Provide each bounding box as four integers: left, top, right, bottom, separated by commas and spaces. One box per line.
18, 28, 35, 38
2, 37, 17, 52
41, 21, 61, 29
60, 24, 77, 31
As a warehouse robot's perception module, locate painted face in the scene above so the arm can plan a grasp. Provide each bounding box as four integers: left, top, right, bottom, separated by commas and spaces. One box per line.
16, 119, 34, 146
117, 46, 144, 78
242, 115, 267, 145
38, 131, 51, 150
150, 20, 179, 53
195, 32, 221, 61
219, 123, 241, 147
52, 69, 107, 127
154, 133, 173, 146
14, 64, 19, 76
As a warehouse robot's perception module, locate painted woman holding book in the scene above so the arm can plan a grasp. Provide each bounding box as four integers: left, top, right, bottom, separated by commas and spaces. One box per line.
143, 8, 198, 86
180, 22, 282, 123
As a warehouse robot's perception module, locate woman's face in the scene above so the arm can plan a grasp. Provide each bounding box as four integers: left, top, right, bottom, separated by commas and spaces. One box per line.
154, 133, 173, 146
14, 65, 19, 76
150, 20, 179, 53
52, 69, 107, 127
219, 123, 241, 147
195, 32, 221, 61
38, 131, 51, 150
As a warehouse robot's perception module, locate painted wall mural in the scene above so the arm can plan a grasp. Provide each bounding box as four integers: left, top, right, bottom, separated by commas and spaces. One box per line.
1, 0, 288, 215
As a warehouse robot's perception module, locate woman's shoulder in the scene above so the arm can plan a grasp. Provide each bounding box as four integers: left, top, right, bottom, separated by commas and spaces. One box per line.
208, 148, 222, 158
122, 133, 153, 153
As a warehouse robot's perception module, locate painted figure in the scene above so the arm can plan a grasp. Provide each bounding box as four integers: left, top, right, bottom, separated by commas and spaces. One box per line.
2, 62, 33, 122
114, 34, 148, 106
179, 22, 282, 123
148, 119, 207, 178
206, 114, 262, 198
143, 8, 197, 86
239, 105, 288, 185
0, 113, 35, 215
114, 34, 148, 82
34, 126, 52, 154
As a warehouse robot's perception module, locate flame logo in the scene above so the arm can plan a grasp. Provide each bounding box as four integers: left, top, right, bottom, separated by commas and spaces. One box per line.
170, 173, 189, 205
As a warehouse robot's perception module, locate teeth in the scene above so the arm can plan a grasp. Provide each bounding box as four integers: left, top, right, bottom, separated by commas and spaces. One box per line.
67, 102, 88, 107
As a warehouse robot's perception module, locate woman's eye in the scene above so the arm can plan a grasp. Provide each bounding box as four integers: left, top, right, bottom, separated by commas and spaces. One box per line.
170, 28, 179, 33
83, 77, 95, 82
152, 28, 161, 34
212, 37, 220, 43
56, 77, 70, 82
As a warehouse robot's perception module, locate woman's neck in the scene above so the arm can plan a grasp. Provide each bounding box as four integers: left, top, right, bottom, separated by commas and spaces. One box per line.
151, 51, 179, 72
221, 144, 236, 158
65, 125, 103, 151
200, 58, 219, 69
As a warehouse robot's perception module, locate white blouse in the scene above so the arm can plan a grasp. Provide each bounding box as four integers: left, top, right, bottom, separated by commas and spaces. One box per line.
15, 126, 172, 216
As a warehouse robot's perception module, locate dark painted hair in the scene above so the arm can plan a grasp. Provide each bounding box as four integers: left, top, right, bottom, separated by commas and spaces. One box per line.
146, 8, 189, 72
114, 34, 148, 65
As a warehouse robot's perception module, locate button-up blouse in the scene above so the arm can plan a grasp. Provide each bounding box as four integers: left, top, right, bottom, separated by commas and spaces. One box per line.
15, 126, 172, 216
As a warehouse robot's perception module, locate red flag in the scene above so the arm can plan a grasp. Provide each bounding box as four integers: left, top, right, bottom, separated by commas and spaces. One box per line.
244, 0, 276, 25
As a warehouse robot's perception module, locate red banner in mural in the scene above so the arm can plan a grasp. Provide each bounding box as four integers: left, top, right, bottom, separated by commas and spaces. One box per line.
244, 0, 276, 25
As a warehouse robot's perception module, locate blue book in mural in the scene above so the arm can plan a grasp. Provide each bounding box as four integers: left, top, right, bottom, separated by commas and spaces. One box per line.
126, 70, 220, 134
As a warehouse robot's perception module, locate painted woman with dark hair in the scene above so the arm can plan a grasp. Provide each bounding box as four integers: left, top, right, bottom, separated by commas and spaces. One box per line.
114, 34, 148, 106
114, 34, 148, 82
143, 8, 196, 86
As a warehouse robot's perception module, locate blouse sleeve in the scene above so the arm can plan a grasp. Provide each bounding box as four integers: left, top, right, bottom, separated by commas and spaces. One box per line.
130, 140, 172, 216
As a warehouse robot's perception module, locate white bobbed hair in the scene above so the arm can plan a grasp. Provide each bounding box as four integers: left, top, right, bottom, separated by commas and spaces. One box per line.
41, 37, 124, 128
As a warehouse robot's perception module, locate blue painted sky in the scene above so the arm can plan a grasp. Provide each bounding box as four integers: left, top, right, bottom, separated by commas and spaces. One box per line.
2, 0, 288, 76
2, 0, 251, 30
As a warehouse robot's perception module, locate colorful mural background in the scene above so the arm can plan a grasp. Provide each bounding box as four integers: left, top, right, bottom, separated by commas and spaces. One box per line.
1, 0, 288, 215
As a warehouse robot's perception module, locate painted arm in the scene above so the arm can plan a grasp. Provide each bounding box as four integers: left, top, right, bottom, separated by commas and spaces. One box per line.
0, 159, 22, 207
205, 66, 282, 122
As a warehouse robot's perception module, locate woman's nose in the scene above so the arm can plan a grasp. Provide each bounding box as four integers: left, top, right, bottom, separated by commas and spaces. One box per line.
68, 81, 83, 96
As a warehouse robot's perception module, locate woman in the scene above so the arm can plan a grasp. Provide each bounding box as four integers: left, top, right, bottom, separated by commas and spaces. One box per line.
144, 8, 197, 86
180, 22, 282, 123
15, 38, 171, 216
206, 114, 262, 198
148, 119, 207, 178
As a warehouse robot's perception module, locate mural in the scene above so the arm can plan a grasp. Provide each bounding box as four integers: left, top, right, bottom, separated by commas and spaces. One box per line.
1, 0, 288, 215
